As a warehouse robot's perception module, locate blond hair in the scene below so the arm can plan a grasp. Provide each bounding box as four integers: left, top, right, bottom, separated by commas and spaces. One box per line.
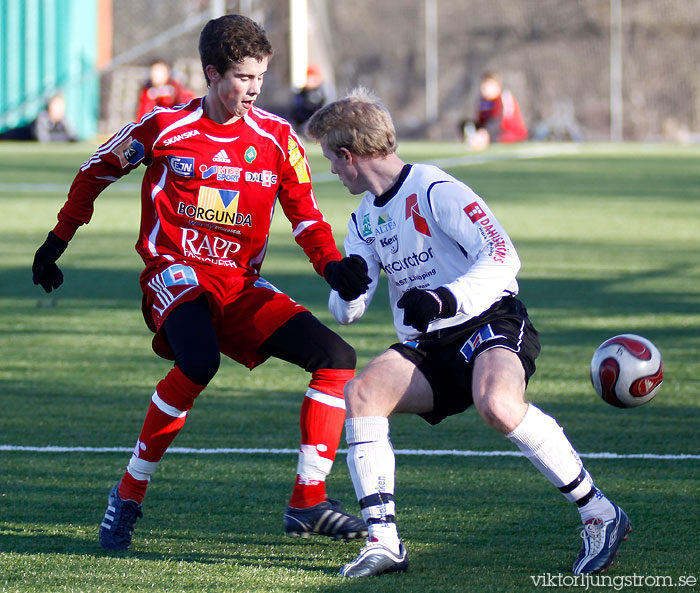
304, 87, 396, 157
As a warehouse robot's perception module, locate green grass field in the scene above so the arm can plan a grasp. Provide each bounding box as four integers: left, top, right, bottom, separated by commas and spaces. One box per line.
1, 140, 699, 593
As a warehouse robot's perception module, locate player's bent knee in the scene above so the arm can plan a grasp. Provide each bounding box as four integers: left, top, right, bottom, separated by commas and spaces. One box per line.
163, 296, 220, 385
299, 324, 356, 371
317, 333, 356, 370
474, 392, 526, 434
176, 348, 220, 386
260, 311, 356, 371
344, 376, 383, 417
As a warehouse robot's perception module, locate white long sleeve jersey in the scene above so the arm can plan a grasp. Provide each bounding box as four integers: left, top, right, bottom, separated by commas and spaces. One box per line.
329, 164, 521, 341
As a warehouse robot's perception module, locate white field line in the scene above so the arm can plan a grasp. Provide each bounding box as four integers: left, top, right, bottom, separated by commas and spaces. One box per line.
0, 182, 141, 193
0, 144, 581, 192
422, 143, 582, 170
312, 144, 582, 183
1, 444, 698, 460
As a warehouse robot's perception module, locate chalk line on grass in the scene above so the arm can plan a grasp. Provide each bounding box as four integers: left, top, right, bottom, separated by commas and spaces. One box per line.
1, 444, 697, 460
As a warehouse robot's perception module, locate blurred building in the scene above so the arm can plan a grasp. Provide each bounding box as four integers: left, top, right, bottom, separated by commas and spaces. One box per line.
2, 0, 698, 142
0, 0, 102, 140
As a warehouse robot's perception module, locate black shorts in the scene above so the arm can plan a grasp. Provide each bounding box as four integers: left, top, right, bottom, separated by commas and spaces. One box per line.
390, 296, 541, 425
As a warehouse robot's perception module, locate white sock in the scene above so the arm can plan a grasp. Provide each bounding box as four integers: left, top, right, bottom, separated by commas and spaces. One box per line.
506, 404, 615, 522
125, 453, 158, 482
345, 416, 401, 552
578, 489, 616, 523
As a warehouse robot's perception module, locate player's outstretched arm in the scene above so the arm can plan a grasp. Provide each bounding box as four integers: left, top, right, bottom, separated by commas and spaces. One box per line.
32, 231, 68, 293
397, 286, 457, 333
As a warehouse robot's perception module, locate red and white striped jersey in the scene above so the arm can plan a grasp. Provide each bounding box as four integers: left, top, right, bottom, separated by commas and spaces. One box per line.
53, 98, 341, 281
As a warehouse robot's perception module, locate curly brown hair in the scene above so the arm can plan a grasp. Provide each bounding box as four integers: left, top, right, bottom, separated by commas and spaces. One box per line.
198, 15, 273, 86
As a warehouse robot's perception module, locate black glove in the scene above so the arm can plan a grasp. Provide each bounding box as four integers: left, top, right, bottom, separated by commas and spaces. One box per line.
397, 286, 457, 333
32, 231, 68, 293
324, 255, 372, 301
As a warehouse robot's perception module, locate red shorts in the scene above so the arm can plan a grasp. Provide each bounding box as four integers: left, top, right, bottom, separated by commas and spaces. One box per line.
141, 263, 308, 369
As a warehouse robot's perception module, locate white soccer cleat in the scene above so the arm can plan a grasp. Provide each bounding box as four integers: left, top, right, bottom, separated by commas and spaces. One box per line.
340, 540, 408, 578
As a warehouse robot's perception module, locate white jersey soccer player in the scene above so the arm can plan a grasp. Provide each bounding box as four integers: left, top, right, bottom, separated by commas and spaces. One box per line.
305, 89, 630, 579
329, 163, 520, 340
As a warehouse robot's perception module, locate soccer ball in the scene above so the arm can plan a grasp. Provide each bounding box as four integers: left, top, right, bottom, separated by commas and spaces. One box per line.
590, 334, 663, 408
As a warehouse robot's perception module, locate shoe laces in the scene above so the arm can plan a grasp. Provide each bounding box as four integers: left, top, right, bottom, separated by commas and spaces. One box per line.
360, 537, 404, 559
114, 501, 143, 534
360, 538, 386, 552
580, 519, 605, 552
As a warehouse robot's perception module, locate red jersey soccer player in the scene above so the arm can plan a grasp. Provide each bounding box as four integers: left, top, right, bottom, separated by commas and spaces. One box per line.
465, 72, 528, 151
135, 60, 195, 122
32, 15, 371, 551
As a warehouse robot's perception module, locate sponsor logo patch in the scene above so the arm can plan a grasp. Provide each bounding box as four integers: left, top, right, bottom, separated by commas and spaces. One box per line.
287, 137, 309, 182
464, 201, 486, 222
163, 129, 200, 146
361, 213, 373, 238
464, 201, 509, 262
376, 213, 396, 235
245, 170, 278, 187
383, 248, 434, 275
394, 268, 437, 288
177, 186, 251, 227
199, 164, 242, 182
180, 227, 241, 264
379, 234, 399, 254
405, 194, 431, 236
167, 156, 195, 177
212, 149, 231, 163
112, 136, 145, 168
460, 324, 498, 362
162, 264, 198, 287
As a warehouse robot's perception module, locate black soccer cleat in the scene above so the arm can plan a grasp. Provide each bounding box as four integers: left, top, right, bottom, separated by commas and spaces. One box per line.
284, 498, 368, 541
99, 482, 143, 551
573, 503, 631, 574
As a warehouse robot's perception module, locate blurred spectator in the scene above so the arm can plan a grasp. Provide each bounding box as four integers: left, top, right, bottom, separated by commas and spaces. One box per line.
135, 60, 194, 121
34, 94, 78, 142
292, 64, 326, 130
460, 72, 528, 150
531, 100, 583, 142
0, 93, 77, 142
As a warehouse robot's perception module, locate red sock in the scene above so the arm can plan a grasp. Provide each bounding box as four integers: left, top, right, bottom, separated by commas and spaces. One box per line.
289, 368, 354, 508
118, 366, 205, 503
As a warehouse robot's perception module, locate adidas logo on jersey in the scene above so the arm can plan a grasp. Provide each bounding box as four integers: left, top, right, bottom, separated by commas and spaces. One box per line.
212, 149, 231, 163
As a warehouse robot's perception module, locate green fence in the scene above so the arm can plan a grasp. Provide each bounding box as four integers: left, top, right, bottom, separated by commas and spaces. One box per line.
0, 0, 98, 140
